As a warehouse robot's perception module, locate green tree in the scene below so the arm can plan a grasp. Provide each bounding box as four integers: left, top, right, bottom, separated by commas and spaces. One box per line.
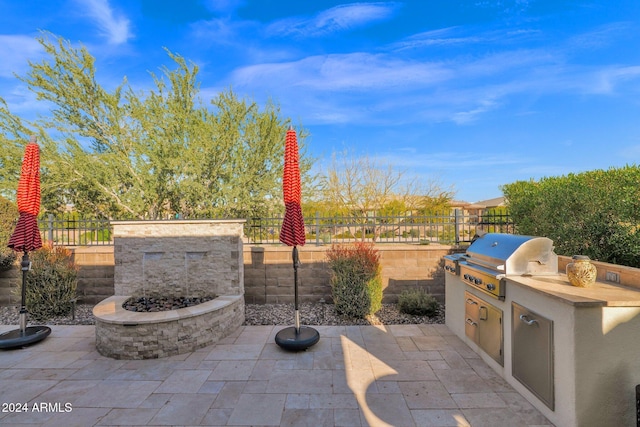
0, 196, 18, 270
0, 33, 312, 219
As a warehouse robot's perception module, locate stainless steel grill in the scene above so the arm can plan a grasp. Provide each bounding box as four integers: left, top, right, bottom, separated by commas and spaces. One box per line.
445, 233, 558, 299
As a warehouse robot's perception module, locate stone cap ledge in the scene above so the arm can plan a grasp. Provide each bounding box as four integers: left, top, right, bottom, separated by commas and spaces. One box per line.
93, 295, 243, 325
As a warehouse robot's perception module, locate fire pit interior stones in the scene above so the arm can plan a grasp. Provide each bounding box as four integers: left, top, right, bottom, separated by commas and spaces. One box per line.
123, 295, 216, 312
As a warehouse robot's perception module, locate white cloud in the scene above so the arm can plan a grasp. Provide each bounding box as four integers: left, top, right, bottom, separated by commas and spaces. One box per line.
0, 36, 43, 78
369, 151, 524, 171
1, 84, 52, 118
205, 12, 640, 130
267, 2, 400, 37
190, 17, 257, 47
76, 0, 132, 45
230, 52, 449, 91
451, 99, 500, 125
391, 27, 482, 50
590, 65, 640, 94
567, 22, 632, 50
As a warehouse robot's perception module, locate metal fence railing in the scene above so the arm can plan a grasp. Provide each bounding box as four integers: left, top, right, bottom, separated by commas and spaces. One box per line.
39, 214, 113, 246
38, 210, 513, 246
246, 211, 513, 245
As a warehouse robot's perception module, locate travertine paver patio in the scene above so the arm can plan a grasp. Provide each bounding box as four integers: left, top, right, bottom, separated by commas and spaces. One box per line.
0, 323, 554, 426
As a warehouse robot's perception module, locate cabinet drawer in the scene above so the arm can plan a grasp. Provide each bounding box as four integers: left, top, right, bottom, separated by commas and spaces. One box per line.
465, 292, 503, 366
464, 295, 479, 342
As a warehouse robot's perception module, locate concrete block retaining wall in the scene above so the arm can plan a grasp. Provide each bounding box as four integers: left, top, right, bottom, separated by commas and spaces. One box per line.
3, 245, 639, 308
243, 244, 457, 304
1, 243, 460, 306
0, 246, 115, 306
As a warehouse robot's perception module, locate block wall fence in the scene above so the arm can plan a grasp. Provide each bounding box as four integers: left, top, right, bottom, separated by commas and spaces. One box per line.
3, 245, 638, 306
0, 244, 462, 306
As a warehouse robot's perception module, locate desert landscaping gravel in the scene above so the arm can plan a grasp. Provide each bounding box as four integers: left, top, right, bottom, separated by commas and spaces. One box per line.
0, 302, 444, 326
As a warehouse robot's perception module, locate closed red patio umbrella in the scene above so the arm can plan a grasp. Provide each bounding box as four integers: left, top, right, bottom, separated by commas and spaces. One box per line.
0, 136, 51, 349
275, 126, 319, 351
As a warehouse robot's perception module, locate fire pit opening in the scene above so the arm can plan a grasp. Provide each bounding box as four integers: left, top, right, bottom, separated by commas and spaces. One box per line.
122, 295, 216, 312
93, 220, 246, 360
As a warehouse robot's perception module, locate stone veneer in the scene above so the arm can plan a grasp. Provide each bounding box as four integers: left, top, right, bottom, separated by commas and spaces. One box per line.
94, 219, 245, 359
113, 219, 245, 298
94, 295, 244, 359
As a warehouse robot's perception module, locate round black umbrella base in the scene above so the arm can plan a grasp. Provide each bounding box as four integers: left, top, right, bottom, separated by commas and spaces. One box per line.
275, 326, 320, 351
0, 326, 51, 350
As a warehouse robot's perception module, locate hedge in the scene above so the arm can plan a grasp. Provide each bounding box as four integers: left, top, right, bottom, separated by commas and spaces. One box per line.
502, 165, 640, 268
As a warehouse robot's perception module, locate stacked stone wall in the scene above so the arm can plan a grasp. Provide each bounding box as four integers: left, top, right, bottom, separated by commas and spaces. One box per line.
112, 220, 244, 298
94, 295, 244, 359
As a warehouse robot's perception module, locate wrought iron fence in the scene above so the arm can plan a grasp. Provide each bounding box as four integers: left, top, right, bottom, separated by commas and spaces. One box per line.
247, 210, 513, 245
38, 210, 513, 246
39, 214, 113, 246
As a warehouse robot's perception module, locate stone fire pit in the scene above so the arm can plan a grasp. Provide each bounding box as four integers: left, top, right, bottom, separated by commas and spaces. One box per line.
93, 220, 246, 359
94, 295, 243, 359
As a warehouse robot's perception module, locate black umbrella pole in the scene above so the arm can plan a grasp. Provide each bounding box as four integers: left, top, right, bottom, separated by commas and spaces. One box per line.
274, 245, 319, 351
293, 246, 300, 333
19, 251, 30, 335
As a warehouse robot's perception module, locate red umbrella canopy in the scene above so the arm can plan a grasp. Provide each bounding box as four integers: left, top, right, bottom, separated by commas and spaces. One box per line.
8, 137, 42, 252
280, 127, 306, 247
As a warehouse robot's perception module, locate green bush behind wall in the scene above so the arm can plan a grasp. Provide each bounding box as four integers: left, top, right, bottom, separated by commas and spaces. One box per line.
502, 165, 640, 267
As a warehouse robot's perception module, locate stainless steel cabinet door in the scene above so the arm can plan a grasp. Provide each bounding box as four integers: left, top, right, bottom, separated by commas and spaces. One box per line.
478, 302, 503, 366
512, 302, 554, 410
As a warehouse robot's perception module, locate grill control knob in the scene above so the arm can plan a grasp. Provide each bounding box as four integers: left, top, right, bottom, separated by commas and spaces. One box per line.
486, 283, 496, 291
474, 278, 482, 285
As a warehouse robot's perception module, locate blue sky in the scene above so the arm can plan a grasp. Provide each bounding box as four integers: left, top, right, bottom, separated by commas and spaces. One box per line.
1, 0, 639, 203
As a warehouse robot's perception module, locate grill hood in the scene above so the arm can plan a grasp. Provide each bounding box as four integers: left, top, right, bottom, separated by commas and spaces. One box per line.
464, 233, 558, 276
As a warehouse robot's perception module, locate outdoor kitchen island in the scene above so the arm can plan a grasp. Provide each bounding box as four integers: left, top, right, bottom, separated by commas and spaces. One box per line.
446, 256, 640, 427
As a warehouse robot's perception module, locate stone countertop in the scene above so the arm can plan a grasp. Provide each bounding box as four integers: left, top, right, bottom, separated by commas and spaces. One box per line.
506, 274, 640, 307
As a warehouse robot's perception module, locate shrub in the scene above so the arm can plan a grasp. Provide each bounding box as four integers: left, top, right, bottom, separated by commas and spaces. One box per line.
79, 228, 112, 244
14, 243, 79, 320
397, 288, 440, 317
0, 196, 19, 271
502, 165, 640, 267
326, 242, 382, 318
0, 250, 17, 271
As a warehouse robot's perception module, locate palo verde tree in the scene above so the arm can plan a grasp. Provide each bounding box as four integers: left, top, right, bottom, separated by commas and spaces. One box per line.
319, 152, 454, 240
0, 33, 311, 219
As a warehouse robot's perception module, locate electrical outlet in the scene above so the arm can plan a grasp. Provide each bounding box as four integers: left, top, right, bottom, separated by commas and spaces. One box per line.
606, 271, 620, 283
